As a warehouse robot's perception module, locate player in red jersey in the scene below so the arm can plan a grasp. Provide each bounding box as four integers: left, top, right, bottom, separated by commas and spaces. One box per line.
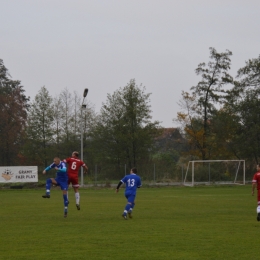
252, 164, 260, 221
63, 151, 88, 210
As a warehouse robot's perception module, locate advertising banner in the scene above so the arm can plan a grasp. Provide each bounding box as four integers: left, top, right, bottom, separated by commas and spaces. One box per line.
0, 166, 38, 183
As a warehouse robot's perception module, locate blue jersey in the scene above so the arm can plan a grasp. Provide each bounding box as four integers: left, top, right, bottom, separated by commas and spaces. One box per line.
121, 174, 142, 195
45, 161, 68, 182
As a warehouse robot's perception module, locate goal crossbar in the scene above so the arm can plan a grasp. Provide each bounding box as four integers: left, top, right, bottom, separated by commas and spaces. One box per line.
184, 160, 245, 186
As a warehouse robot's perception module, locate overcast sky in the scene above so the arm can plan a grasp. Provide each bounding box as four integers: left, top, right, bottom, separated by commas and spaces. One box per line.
1, 0, 260, 127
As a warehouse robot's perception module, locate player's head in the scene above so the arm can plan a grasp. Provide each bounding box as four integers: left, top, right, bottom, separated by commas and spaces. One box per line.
257, 164, 260, 170
131, 167, 137, 174
72, 151, 79, 158
53, 157, 60, 165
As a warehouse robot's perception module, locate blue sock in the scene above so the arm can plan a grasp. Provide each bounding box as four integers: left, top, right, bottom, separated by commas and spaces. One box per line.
63, 194, 68, 207
46, 179, 52, 195
130, 202, 135, 212
124, 203, 131, 213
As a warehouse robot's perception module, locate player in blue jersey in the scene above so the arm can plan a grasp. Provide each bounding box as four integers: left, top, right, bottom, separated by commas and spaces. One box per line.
116, 167, 142, 220
42, 157, 69, 217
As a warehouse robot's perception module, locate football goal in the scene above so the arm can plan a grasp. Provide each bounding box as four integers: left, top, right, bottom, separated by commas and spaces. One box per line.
183, 160, 245, 186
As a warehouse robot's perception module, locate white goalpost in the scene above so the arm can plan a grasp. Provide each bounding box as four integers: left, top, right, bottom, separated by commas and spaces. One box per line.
183, 160, 245, 186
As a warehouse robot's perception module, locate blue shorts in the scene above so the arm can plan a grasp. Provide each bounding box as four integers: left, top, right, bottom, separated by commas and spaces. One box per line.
125, 193, 136, 203
55, 178, 68, 191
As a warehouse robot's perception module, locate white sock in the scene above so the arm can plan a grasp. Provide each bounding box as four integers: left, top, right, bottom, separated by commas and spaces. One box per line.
75, 192, 80, 205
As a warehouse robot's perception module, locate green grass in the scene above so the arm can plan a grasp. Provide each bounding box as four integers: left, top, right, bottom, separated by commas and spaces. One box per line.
0, 185, 258, 259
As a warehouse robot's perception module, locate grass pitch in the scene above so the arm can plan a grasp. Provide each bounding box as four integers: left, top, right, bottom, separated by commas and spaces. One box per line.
0, 185, 258, 260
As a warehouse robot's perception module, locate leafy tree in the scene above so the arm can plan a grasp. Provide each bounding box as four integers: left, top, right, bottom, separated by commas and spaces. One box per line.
235, 55, 260, 90
230, 90, 260, 162
175, 91, 204, 159
226, 55, 260, 163
206, 108, 240, 159
177, 48, 233, 160
56, 89, 96, 160
81, 100, 97, 163
25, 86, 54, 166
71, 91, 82, 137
90, 79, 160, 176
52, 95, 64, 156
51, 89, 80, 158
0, 59, 29, 165
23, 87, 96, 168
59, 88, 73, 155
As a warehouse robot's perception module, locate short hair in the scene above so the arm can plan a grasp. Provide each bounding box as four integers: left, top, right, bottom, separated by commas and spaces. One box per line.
131, 167, 137, 173
73, 151, 79, 157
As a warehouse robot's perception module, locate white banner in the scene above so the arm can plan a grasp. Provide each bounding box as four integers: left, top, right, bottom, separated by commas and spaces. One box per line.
0, 166, 38, 183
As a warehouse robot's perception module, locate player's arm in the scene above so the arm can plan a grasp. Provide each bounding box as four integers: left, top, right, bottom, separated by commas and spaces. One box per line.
116, 180, 124, 193
58, 166, 67, 172
42, 164, 53, 174
252, 181, 257, 195
83, 165, 88, 174
137, 177, 142, 188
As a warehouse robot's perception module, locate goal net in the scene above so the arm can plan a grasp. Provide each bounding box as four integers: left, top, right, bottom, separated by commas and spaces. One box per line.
183, 160, 245, 186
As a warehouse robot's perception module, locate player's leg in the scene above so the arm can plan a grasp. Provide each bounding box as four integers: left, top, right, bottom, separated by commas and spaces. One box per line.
122, 202, 132, 219
42, 178, 57, 198
71, 175, 80, 210
127, 195, 135, 219
122, 194, 135, 219
73, 186, 80, 210
67, 177, 71, 204
257, 191, 260, 221
63, 190, 69, 218
128, 201, 135, 219
60, 183, 69, 218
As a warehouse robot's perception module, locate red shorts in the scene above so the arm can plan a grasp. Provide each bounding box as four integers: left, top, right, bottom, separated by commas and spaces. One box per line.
68, 174, 79, 188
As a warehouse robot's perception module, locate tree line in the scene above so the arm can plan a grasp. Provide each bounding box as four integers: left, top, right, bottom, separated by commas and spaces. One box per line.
175, 47, 260, 170
1, 47, 260, 181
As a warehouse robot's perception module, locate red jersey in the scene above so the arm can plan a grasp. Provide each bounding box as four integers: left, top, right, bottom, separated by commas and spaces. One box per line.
64, 157, 85, 175
252, 171, 260, 190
